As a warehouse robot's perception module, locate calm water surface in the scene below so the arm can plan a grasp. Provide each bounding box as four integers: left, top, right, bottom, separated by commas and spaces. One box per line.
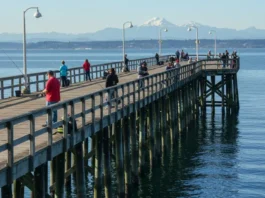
0, 48, 264, 197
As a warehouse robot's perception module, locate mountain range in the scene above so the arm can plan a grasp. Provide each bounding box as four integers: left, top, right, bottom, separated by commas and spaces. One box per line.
1, 17, 265, 42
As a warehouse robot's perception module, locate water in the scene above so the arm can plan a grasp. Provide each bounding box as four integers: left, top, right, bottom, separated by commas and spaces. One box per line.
1, 48, 265, 197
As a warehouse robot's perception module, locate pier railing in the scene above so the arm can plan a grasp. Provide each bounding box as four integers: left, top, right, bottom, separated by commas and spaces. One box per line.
0, 55, 170, 99
0, 58, 240, 187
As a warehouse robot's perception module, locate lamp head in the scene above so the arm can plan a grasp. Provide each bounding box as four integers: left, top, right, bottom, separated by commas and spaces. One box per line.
34, 9, 42, 18
129, 22, 133, 28
187, 27, 192, 32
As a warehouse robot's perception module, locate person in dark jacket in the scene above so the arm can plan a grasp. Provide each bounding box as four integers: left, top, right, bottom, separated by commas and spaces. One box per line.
123, 54, 130, 72
176, 50, 180, 60
137, 62, 149, 88
221, 53, 226, 68
106, 68, 119, 88
155, 53, 159, 65
105, 68, 119, 108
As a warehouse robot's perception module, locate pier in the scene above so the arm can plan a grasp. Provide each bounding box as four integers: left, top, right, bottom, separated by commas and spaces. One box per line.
0, 55, 240, 197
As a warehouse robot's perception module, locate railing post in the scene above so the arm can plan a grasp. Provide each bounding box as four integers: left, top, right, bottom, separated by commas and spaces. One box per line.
47, 108, 53, 160
1, 80, 4, 99
29, 115, 35, 171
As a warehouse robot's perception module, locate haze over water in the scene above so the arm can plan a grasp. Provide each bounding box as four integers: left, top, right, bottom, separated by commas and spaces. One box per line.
0, 48, 264, 197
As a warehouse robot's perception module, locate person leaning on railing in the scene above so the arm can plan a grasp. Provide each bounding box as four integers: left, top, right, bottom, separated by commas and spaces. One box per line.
59, 60, 68, 87
83, 59, 91, 81
155, 53, 159, 65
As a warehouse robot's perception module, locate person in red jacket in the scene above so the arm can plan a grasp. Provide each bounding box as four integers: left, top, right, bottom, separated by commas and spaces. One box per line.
83, 59, 91, 81
42, 70, 60, 126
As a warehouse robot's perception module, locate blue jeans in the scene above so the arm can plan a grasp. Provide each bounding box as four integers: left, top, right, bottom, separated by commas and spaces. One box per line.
46, 101, 58, 123
85, 70, 91, 81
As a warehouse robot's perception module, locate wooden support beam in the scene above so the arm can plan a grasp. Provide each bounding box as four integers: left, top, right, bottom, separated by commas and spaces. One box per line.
114, 120, 125, 197
154, 100, 161, 160
74, 143, 86, 198
1, 185, 12, 198
211, 76, 215, 111
33, 163, 48, 198
93, 130, 102, 198
177, 89, 182, 133
55, 153, 65, 198
160, 97, 167, 153
122, 117, 131, 196
129, 112, 138, 185
148, 103, 155, 167
103, 127, 112, 198
168, 93, 175, 145
14, 179, 24, 198
138, 108, 146, 175
83, 138, 89, 167
65, 150, 71, 186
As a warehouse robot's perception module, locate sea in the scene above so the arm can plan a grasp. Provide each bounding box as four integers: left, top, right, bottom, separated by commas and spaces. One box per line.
0, 48, 265, 197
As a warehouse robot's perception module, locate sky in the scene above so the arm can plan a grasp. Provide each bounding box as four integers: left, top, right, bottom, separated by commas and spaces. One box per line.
0, 0, 264, 34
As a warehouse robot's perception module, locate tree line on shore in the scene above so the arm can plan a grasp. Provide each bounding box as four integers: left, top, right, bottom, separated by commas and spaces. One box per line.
1, 39, 265, 49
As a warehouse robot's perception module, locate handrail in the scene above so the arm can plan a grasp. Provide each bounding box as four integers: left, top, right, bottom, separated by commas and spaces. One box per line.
0, 58, 239, 188
0, 53, 214, 99
0, 55, 172, 99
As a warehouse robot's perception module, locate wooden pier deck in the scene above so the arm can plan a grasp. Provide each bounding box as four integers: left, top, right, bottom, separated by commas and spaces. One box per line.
0, 57, 240, 195
0, 63, 183, 169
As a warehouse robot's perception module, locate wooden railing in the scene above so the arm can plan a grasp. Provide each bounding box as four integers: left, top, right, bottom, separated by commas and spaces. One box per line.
0, 58, 240, 187
0, 55, 171, 99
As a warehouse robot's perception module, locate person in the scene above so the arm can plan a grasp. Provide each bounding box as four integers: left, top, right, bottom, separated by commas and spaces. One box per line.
183, 52, 189, 60
166, 62, 174, 70
155, 53, 159, 65
231, 50, 238, 68
221, 53, 226, 68
176, 50, 180, 60
188, 57, 193, 64
42, 70, 60, 126
225, 50, 229, 67
174, 58, 180, 68
165, 62, 175, 86
181, 50, 185, 60
83, 59, 91, 81
137, 62, 149, 88
59, 60, 68, 87
169, 56, 175, 64
105, 68, 119, 108
123, 54, 129, 72
207, 50, 212, 59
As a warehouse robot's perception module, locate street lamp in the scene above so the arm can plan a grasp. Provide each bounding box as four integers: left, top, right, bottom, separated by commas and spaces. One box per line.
187, 25, 199, 60
159, 27, 168, 56
122, 21, 133, 71
23, 7, 42, 93
209, 30, 217, 58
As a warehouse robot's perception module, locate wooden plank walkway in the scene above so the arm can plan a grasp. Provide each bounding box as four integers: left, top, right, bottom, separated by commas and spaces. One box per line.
0, 62, 188, 169
0, 59, 237, 171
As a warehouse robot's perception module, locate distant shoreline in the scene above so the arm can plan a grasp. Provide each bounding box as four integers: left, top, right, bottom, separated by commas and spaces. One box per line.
1, 39, 265, 49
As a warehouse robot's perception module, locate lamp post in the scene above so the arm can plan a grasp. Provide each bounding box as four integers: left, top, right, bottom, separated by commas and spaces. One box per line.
122, 21, 133, 71
23, 7, 42, 92
159, 27, 168, 56
209, 30, 217, 58
187, 25, 199, 60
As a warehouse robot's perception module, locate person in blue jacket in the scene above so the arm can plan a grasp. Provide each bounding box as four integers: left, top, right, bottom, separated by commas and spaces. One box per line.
59, 60, 68, 87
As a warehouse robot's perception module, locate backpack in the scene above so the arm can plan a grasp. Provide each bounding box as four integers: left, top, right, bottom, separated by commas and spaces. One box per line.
56, 118, 77, 134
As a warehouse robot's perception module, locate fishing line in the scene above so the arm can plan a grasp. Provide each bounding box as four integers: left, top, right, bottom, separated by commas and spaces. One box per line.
0, 48, 24, 75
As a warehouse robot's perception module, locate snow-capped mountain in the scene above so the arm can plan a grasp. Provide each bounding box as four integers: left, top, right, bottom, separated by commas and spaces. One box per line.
140, 17, 176, 28
1, 17, 265, 42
